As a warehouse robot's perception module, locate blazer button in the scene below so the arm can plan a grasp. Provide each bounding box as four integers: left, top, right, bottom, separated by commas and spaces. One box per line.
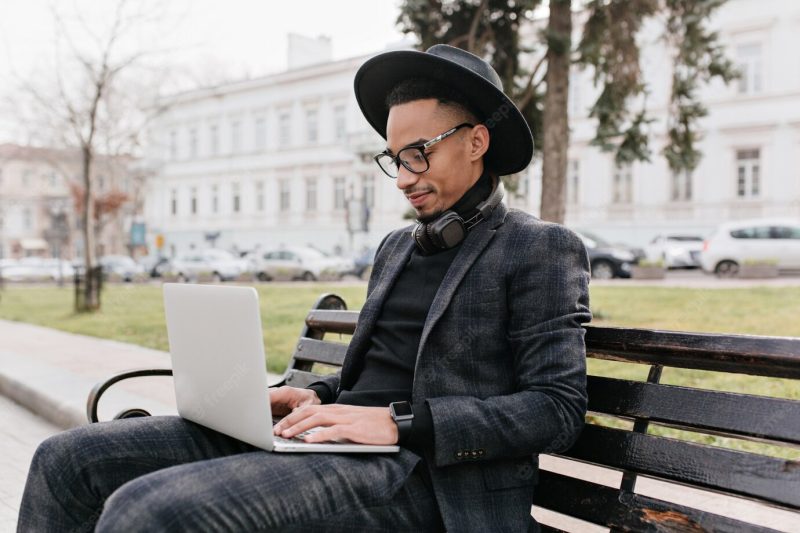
471, 450, 479, 458
455, 451, 463, 459
478, 449, 485, 456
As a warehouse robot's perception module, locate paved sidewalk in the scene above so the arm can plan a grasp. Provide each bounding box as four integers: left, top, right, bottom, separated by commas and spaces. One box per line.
0, 395, 59, 531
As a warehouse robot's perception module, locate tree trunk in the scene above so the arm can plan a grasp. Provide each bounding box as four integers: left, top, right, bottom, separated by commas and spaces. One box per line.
79, 143, 99, 311
540, 0, 572, 224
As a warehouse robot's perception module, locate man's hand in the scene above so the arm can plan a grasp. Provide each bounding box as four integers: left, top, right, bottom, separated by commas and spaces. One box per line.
269, 386, 321, 416
272, 404, 399, 446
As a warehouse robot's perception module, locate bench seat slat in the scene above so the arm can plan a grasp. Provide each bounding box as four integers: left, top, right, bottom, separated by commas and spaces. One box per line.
560, 425, 800, 509
292, 338, 349, 367
305, 310, 359, 336
585, 326, 800, 379
534, 470, 778, 533
587, 376, 800, 445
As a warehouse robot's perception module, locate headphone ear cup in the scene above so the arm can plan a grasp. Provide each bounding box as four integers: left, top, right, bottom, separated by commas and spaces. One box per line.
413, 222, 437, 255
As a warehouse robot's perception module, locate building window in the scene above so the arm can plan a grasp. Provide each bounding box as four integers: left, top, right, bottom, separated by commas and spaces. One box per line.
191, 187, 197, 215
211, 185, 219, 214
334, 177, 346, 210
169, 130, 178, 160
736, 43, 762, 95
306, 108, 318, 143
568, 160, 579, 204
612, 163, 633, 204
170, 189, 178, 216
306, 178, 317, 211
279, 112, 291, 147
22, 169, 31, 188
670, 170, 692, 201
279, 179, 290, 212
256, 181, 265, 212
736, 149, 760, 198
362, 175, 374, 208
209, 124, 219, 156
255, 117, 267, 151
333, 105, 346, 141
232, 182, 241, 213
231, 120, 242, 153
97, 175, 106, 192
189, 128, 198, 158
22, 207, 32, 230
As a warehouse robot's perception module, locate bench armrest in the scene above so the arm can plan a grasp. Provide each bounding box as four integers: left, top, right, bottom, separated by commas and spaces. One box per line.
86, 368, 173, 423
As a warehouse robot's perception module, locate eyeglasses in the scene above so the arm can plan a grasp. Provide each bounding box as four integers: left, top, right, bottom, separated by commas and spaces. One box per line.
374, 123, 474, 179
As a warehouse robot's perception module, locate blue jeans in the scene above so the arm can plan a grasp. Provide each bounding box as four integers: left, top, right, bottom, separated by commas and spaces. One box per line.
17, 416, 443, 532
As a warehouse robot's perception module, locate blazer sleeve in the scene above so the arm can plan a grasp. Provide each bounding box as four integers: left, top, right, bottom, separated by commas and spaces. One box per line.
426, 223, 591, 467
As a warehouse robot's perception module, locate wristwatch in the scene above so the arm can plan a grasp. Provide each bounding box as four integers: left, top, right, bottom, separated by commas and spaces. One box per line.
389, 401, 414, 445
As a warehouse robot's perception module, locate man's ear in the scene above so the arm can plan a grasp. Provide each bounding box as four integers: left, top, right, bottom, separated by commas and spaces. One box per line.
469, 124, 490, 163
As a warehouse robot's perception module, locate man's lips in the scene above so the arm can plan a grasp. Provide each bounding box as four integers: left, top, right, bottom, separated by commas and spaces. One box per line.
406, 191, 432, 208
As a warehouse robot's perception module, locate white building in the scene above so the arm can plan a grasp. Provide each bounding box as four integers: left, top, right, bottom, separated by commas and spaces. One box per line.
144, 37, 414, 258
546, 0, 800, 246
147, 0, 800, 255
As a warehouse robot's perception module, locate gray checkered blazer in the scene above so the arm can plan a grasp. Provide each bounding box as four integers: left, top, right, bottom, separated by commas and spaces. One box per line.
317, 202, 591, 532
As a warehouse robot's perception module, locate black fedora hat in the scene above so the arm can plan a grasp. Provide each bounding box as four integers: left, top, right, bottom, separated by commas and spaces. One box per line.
354, 44, 533, 176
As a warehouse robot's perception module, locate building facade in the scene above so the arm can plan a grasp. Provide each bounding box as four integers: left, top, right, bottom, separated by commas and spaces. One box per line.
144, 39, 415, 258
531, 0, 800, 246
0, 143, 144, 260
147, 0, 800, 255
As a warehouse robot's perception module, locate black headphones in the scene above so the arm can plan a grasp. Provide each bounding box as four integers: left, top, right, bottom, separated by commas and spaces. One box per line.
413, 179, 505, 255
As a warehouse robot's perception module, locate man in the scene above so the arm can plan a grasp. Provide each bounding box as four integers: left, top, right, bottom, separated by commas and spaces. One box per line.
18, 45, 590, 532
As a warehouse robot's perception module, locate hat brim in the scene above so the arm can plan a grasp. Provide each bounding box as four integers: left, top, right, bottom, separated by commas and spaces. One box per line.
354, 49, 533, 176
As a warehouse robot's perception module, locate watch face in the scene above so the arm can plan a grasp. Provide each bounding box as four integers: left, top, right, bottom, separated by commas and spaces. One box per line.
391, 402, 413, 417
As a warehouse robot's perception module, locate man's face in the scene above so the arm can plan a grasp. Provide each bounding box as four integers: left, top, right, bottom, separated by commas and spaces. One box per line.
385, 98, 480, 221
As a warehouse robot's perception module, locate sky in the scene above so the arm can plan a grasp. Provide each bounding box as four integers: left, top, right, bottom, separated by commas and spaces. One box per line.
0, 0, 411, 142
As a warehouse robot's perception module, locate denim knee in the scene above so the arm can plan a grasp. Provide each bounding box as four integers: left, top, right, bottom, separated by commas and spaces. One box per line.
95, 474, 186, 532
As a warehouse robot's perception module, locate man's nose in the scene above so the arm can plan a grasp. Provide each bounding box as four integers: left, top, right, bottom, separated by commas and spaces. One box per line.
395, 166, 419, 190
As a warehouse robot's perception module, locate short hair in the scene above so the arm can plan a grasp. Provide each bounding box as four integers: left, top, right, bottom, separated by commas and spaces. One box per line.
385, 78, 482, 124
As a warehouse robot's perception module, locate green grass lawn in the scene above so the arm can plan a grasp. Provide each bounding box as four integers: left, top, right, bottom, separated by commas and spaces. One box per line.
1, 282, 798, 458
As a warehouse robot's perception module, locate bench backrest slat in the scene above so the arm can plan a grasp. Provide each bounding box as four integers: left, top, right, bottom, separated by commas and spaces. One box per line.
587, 376, 800, 445
585, 326, 800, 379
535, 470, 775, 533
562, 424, 800, 508
292, 337, 349, 368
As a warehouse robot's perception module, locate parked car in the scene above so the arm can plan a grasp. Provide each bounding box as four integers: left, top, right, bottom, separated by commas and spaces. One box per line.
252, 247, 354, 281
169, 249, 247, 282
138, 255, 173, 278
701, 219, 800, 277
644, 234, 704, 268
99, 255, 146, 282
349, 247, 377, 279
0, 257, 75, 282
573, 229, 639, 279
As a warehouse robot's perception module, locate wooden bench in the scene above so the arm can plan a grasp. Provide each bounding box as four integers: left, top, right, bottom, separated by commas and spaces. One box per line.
87, 293, 800, 532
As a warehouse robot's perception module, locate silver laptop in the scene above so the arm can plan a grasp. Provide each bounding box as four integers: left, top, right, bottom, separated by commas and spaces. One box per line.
163, 283, 399, 453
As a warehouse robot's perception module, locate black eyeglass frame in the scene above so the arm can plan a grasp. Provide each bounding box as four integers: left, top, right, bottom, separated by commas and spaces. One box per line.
373, 122, 474, 179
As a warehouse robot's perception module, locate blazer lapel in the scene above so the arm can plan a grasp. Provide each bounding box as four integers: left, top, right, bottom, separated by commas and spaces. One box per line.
416, 204, 508, 365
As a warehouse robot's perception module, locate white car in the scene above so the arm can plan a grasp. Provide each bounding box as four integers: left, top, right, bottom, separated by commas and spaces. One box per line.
1, 257, 75, 282
252, 247, 354, 281
99, 255, 146, 282
644, 234, 704, 268
170, 249, 247, 282
700, 218, 800, 277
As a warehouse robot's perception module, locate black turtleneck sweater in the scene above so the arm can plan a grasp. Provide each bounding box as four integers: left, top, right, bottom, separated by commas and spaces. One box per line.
308, 172, 493, 457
